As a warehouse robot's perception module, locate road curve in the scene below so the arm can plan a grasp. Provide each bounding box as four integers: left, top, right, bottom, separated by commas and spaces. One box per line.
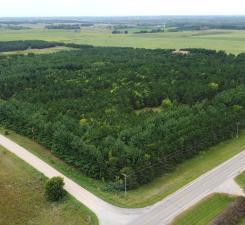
0, 134, 143, 225
0, 134, 244, 225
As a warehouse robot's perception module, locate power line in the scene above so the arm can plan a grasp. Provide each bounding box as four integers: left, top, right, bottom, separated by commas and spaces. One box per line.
119, 123, 241, 178
123, 149, 188, 177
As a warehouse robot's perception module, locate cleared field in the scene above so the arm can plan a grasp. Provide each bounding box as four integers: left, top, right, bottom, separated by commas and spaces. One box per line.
0, 28, 245, 54
0, 128, 244, 208
170, 194, 235, 225
0, 146, 98, 225
0, 46, 75, 55
235, 171, 245, 189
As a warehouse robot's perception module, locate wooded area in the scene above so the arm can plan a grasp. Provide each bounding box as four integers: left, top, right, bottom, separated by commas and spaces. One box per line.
0, 40, 93, 52
0, 41, 244, 189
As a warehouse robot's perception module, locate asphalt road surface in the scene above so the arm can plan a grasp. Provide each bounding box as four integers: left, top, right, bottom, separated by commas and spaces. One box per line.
128, 150, 245, 225
0, 134, 244, 225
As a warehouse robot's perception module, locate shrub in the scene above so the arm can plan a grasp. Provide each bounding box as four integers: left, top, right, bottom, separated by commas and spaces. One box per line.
103, 181, 124, 193
161, 98, 173, 108
45, 176, 65, 201
210, 196, 245, 225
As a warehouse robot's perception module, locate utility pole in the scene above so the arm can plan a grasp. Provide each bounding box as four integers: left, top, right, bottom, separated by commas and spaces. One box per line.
121, 173, 128, 198
236, 121, 240, 139
31, 127, 35, 140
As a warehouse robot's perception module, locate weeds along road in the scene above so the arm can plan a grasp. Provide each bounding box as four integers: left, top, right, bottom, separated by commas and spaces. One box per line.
0, 134, 244, 225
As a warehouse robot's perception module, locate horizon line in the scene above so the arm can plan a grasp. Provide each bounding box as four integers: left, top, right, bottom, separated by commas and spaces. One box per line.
1, 14, 245, 19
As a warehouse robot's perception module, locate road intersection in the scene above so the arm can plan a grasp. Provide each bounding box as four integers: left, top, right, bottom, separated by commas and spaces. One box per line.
0, 134, 244, 225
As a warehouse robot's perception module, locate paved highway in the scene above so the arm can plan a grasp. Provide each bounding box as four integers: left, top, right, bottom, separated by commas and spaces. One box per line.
128, 151, 245, 225
0, 134, 244, 225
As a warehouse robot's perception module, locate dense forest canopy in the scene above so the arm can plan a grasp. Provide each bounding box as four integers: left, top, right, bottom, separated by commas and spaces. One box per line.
0, 42, 244, 189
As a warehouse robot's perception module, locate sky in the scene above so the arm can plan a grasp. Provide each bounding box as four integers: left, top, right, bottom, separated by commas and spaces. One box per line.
1, 0, 245, 17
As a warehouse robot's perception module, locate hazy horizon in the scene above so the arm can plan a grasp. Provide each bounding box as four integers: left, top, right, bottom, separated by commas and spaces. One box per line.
1, 15, 245, 19
1, 0, 245, 17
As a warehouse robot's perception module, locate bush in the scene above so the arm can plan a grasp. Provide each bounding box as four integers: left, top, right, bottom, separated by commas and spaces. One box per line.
161, 98, 173, 108
210, 196, 245, 225
103, 181, 124, 193
45, 176, 65, 201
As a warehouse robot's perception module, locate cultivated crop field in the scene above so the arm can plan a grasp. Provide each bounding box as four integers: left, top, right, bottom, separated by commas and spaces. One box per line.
1, 28, 245, 54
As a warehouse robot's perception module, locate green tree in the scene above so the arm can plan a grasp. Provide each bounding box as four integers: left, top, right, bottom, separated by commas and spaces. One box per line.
45, 176, 65, 201
161, 98, 173, 108
208, 82, 219, 90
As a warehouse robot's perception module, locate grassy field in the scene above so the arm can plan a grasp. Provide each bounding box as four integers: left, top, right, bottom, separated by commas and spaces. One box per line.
172, 171, 245, 225
0, 146, 98, 225
235, 171, 245, 189
170, 194, 235, 225
238, 219, 245, 225
0, 128, 244, 208
0, 28, 245, 54
134, 106, 162, 114
0, 46, 75, 56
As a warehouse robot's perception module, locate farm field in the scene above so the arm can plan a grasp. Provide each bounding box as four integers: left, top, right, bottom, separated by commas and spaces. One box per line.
1, 128, 244, 208
0, 146, 98, 225
170, 194, 235, 225
0, 28, 245, 54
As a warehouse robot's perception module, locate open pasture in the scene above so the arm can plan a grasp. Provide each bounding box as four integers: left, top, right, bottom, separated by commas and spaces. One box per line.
0, 28, 245, 54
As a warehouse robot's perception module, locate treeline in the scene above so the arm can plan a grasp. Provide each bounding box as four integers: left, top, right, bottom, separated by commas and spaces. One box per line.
0, 19, 90, 25
166, 17, 245, 31
0, 40, 93, 52
169, 24, 245, 31
112, 30, 128, 34
0, 40, 61, 52
0, 25, 30, 30
135, 28, 164, 34
45, 24, 81, 30
0, 45, 244, 189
